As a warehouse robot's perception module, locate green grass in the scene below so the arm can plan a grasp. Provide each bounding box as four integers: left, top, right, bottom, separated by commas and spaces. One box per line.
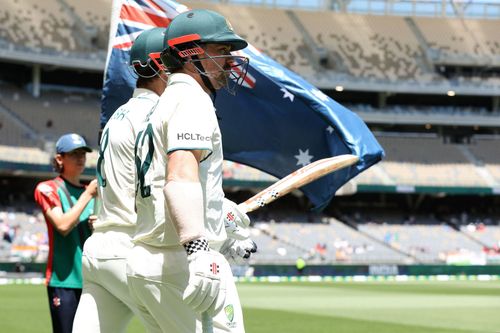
0, 280, 499, 332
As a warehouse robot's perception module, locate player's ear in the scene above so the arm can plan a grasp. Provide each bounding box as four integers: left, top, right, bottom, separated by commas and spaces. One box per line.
52, 155, 64, 173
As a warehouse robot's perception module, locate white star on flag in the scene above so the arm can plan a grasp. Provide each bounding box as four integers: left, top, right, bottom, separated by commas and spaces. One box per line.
294, 149, 313, 167
326, 126, 334, 134
280, 88, 294, 102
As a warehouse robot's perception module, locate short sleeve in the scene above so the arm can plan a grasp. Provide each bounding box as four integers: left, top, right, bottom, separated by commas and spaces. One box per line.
166, 98, 215, 159
34, 181, 61, 213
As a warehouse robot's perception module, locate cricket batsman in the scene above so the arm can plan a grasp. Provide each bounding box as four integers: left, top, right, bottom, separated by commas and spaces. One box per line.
72, 28, 168, 333
126, 9, 256, 333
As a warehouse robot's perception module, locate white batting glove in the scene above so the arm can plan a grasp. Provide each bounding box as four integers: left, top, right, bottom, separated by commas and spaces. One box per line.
183, 239, 226, 316
223, 198, 250, 240
220, 238, 258, 265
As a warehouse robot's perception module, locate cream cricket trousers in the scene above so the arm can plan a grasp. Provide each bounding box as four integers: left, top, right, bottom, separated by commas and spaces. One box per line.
126, 243, 245, 333
73, 227, 142, 333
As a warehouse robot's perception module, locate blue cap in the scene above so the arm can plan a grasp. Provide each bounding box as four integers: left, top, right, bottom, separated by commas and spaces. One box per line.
55, 133, 92, 154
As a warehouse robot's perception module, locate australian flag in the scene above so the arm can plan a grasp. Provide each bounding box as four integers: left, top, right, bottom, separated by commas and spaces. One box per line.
101, 0, 384, 210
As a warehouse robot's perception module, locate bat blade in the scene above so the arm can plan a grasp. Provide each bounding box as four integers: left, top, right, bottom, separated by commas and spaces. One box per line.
238, 154, 359, 213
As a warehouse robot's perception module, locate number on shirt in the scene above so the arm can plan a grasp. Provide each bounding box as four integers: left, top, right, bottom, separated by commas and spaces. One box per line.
135, 123, 155, 198
96, 128, 109, 187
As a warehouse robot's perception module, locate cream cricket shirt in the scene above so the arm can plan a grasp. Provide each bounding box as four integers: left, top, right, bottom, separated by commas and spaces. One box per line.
94, 88, 159, 230
134, 73, 226, 248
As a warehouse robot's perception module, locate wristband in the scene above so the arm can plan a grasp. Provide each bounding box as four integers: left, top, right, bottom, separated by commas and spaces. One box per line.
183, 238, 209, 255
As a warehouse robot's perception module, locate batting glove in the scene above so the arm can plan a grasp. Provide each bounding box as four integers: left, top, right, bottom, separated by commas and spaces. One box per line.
220, 238, 258, 265
223, 198, 251, 240
183, 238, 226, 316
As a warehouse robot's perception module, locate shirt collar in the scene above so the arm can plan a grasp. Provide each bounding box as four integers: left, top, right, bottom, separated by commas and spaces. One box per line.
132, 88, 158, 98
168, 73, 206, 93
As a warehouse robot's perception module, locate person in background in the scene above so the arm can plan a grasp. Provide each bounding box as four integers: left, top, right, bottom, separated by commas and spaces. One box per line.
34, 133, 97, 333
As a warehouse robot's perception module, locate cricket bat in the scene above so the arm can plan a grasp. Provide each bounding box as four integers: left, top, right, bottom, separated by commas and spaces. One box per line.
238, 154, 359, 213
202, 154, 358, 333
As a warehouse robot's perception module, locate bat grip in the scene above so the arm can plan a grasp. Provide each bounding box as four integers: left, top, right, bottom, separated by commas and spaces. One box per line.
202, 312, 213, 333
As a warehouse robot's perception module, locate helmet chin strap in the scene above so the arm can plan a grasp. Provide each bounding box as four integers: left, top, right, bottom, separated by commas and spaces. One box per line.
191, 55, 217, 98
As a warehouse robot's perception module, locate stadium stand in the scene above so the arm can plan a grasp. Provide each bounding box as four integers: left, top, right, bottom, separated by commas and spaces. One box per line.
469, 136, 500, 164
186, 1, 316, 76
0, 0, 499, 272
0, 206, 48, 262
0, 110, 38, 147
414, 17, 500, 63
0, 145, 50, 165
251, 219, 412, 264
461, 225, 500, 248
60, 0, 111, 50
294, 11, 433, 82
359, 223, 483, 263
223, 161, 277, 183
0, 0, 108, 54
0, 83, 100, 147
377, 135, 467, 164
370, 135, 495, 187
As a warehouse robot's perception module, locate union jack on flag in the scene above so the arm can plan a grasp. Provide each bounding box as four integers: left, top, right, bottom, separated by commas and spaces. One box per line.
111, 0, 185, 51
101, 0, 185, 128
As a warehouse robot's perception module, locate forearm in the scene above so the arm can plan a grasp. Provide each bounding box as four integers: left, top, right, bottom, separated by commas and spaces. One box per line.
49, 191, 94, 236
165, 149, 206, 245
163, 180, 205, 244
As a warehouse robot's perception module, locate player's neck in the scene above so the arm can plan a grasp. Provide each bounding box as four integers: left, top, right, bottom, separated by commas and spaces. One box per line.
138, 75, 167, 96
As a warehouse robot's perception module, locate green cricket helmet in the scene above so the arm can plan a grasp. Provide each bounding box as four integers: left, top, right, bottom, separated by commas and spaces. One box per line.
130, 27, 166, 77
160, 9, 249, 95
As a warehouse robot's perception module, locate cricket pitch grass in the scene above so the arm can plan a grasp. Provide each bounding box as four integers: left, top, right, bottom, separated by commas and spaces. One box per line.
1, 280, 499, 332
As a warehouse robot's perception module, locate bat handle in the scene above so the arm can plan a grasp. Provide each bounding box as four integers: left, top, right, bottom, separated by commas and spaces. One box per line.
202, 312, 213, 333
237, 202, 251, 214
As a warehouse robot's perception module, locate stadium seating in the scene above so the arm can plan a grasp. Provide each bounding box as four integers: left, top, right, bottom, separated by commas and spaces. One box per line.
377, 135, 467, 163
0, 84, 100, 148
293, 11, 438, 82
0, 207, 48, 262
461, 225, 500, 248
186, 1, 316, 76
0, 203, 495, 266
0, 111, 38, 148
373, 135, 493, 187
414, 17, 500, 61
0, 0, 499, 271
359, 222, 483, 263
222, 161, 277, 183
468, 137, 500, 164
0, 0, 109, 54
0, 1, 498, 84
251, 219, 410, 264
60, 0, 111, 50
